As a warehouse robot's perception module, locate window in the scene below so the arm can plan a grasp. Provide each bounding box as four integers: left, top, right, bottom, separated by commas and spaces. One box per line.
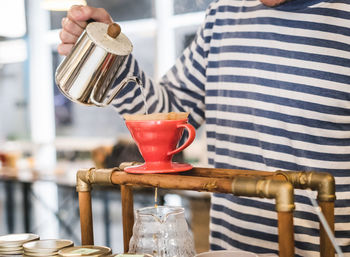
0, 0, 28, 141
0, 0, 211, 152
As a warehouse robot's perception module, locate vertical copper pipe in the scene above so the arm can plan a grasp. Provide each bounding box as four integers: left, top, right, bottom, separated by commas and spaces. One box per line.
319, 201, 335, 257
121, 185, 134, 253
231, 176, 295, 255
79, 191, 94, 245
278, 211, 295, 257
275, 170, 335, 256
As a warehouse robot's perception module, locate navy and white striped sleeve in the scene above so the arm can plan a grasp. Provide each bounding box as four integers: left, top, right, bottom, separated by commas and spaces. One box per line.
111, 8, 212, 129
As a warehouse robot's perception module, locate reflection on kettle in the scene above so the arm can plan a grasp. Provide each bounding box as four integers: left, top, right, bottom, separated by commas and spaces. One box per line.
55, 22, 141, 107
129, 206, 196, 257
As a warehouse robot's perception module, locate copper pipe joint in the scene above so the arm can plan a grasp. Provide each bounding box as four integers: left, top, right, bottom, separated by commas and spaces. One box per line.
232, 176, 295, 212
275, 171, 335, 202
76, 167, 116, 192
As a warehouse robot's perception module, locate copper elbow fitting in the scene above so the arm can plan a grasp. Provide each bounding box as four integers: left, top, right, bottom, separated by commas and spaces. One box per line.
76, 167, 115, 192
275, 171, 335, 202
232, 176, 295, 212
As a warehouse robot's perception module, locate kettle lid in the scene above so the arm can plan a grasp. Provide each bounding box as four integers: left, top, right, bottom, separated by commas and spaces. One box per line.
86, 22, 133, 56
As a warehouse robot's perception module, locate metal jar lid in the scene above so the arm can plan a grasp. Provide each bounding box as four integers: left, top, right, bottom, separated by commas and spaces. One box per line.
58, 245, 112, 256
107, 254, 154, 257
23, 239, 74, 254
24, 251, 69, 256
0, 248, 23, 256
0, 233, 40, 248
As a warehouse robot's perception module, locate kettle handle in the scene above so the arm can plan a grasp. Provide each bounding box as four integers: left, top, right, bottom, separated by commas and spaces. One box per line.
90, 76, 141, 107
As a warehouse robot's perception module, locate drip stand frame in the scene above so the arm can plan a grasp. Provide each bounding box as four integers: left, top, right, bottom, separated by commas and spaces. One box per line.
76, 165, 335, 257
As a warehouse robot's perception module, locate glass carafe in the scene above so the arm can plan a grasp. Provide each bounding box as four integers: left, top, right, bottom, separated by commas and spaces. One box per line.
129, 206, 196, 257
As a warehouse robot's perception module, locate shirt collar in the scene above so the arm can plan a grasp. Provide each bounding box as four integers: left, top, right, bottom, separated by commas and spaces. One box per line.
266, 0, 330, 11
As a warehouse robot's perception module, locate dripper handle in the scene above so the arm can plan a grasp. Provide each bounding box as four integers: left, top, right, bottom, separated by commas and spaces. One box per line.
90, 76, 141, 107
167, 123, 196, 156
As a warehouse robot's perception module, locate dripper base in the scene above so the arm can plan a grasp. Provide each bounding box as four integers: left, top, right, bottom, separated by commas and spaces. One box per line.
124, 162, 192, 174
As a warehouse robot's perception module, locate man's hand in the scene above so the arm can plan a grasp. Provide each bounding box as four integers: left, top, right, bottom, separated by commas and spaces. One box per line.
58, 5, 113, 56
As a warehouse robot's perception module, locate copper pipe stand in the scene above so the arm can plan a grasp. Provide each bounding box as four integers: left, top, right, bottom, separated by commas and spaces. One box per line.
76, 164, 335, 257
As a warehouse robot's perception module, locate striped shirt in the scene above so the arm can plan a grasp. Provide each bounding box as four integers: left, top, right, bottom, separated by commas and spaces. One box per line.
112, 0, 350, 256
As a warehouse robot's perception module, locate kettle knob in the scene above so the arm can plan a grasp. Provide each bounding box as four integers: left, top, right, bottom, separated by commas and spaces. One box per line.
107, 23, 121, 38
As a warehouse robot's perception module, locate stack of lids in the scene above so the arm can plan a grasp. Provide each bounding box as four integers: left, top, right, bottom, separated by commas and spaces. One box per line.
58, 245, 112, 256
0, 233, 39, 255
23, 239, 74, 256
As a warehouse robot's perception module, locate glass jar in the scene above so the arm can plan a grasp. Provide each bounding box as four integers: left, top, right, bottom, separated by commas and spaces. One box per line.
129, 206, 196, 257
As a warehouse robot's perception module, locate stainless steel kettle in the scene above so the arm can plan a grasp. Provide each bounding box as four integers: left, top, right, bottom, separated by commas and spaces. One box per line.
55, 22, 140, 107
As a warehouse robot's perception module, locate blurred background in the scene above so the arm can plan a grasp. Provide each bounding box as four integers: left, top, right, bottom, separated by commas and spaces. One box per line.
0, 0, 211, 254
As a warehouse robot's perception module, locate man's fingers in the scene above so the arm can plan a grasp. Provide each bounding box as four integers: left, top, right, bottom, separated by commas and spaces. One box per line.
61, 17, 85, 37
68, 5, 112, 24
58, 5, 112, 56
59, 29, 79, 44
57, 43, 74, 56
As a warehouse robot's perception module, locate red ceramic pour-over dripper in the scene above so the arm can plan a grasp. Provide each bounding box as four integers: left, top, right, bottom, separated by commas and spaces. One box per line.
124, 119, 196, 173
